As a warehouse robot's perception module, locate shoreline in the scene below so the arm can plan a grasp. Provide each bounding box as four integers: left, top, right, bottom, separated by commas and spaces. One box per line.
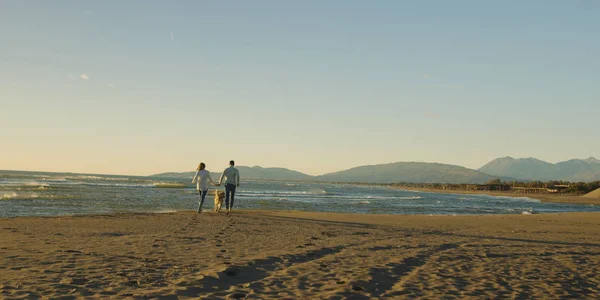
2, 210, 599, 298
2, 201, 599, 220
393, 186, 600, 205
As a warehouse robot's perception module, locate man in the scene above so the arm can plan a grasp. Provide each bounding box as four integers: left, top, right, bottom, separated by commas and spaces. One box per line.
218, 160, 240, 215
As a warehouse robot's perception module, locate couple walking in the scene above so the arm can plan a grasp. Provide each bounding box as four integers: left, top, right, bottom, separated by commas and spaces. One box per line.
192, 160, 240, 214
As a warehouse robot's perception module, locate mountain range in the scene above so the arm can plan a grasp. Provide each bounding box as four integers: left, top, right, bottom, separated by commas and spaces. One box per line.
478, 157, 600, 182
313, 162, 500, 184
152, 157, 600, 184
152, 166, 312, 182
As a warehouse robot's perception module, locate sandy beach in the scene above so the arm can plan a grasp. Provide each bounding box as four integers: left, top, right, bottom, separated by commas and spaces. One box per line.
1, 210, 599, 299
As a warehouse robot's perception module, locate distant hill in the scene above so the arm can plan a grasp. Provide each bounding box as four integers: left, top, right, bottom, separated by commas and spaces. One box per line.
151, 166, 313, 181
314, 162, 499, 184
479, 157, 600, 182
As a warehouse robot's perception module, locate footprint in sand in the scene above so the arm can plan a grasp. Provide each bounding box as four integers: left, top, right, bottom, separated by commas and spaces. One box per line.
224, 267, 240, 276
228, 292, 247, 299
352, 284, 364, 291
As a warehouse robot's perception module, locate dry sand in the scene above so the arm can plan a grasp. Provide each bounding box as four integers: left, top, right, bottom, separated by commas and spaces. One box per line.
1, 210, 600, 299
582, 188, 600, 199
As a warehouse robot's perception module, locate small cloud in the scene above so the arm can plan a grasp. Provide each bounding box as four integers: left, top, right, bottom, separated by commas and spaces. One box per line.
423, 73, 431, 79
107, 83, 115, 88
80, 74, 89, 80
170, 32, 174, 40
424, 112, 440, 118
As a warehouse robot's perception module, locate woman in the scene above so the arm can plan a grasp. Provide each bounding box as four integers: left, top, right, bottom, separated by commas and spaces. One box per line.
192, 162, 217, 213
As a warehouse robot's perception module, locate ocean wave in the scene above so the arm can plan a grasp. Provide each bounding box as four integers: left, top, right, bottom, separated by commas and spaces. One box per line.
44, 178, 67, 182
397, 196, 422, 200
153, 182, 186, 188
355, 195, 423, 200
71, 182, 155, 188
64, 175, 134, 182
352, 200, 371, 204
492, 196, 541, 203
242, 190, 334, 196
238, 192, 422, 202
0, 180, 50, 187
309, 189, 329, 195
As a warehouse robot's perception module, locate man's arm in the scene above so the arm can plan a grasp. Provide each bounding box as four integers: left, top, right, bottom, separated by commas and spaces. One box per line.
236, 169, 240, 187
192, 171, 199, 183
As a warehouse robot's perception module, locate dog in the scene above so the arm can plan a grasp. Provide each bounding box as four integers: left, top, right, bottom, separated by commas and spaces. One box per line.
214, 190, 225, 213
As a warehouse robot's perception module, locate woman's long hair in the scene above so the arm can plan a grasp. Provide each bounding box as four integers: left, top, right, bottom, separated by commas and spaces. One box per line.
197, 162, 206, 171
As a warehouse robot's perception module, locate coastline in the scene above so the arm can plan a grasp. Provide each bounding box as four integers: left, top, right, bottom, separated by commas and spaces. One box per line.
1, 210, 599, 298
392, 186, 600, 205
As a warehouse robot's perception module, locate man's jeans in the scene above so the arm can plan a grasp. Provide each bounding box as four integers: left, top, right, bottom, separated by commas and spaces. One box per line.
225, 184, 236, 209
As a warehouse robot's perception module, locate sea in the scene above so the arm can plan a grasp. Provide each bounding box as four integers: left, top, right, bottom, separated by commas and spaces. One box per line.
1, 170, 599, 218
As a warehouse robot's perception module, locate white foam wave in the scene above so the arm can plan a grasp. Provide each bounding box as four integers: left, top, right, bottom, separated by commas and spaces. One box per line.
493, 196, 541, 203
153, 209, 179, 214
2, 192, 39, 200
72, 182, 155, 188
2, 192, 17, 199
397, 196, 422, 200
45, 178, 67, 182
153, 182, 186, 188
64, 175, 133, 182
309, 189, 328, 195
355, 200, 371, 204
65, 175, 104, 180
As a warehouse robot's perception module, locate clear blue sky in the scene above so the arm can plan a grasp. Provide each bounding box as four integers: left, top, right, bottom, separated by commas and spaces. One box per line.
1, 1, 599, 175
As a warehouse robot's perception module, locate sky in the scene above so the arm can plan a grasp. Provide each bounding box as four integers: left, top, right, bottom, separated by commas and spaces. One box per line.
1, 1, 599, 176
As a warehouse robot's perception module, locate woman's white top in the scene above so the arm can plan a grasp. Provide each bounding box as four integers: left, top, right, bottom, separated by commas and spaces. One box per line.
192, 170, 214, 191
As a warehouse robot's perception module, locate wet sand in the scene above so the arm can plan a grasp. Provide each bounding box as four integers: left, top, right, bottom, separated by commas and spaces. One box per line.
1, 210, 600, 299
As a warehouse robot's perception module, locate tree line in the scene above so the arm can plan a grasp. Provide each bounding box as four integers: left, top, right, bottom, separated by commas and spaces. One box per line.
389, 180, 600, 195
